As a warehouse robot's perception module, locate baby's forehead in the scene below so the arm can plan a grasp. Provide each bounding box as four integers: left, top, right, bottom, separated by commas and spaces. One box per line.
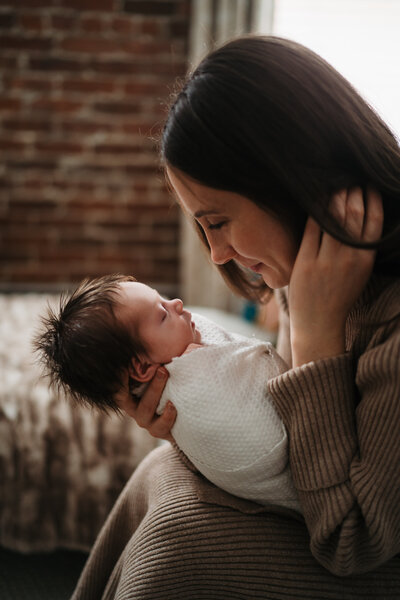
114, 282, 158, 334
118, 280, 151, 293
117, 281, 158, 305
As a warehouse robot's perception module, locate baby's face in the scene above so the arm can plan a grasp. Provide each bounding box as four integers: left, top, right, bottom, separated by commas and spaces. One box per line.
116, 282, 201, 365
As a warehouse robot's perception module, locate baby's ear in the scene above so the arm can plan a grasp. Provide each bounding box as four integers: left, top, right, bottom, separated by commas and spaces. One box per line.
129, 356, 158, 383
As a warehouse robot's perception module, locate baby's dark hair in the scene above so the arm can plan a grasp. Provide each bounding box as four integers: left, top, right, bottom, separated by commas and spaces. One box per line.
34, 273, 146, 413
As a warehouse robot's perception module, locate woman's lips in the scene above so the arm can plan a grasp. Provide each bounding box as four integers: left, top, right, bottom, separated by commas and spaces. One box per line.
249, 263, 263, 273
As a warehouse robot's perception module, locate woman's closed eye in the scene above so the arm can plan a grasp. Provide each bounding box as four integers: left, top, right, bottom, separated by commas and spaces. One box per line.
207, 221, 227, 230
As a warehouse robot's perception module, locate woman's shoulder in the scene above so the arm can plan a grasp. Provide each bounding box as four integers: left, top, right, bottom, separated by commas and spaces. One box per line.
348, 274, 400, 359
354, 274, 400, 323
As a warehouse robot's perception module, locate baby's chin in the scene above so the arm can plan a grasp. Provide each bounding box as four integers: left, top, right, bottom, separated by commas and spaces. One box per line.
193, 327, 202, 344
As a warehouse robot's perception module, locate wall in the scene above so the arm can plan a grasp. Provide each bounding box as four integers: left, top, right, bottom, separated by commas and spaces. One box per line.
0, 0, 191, 293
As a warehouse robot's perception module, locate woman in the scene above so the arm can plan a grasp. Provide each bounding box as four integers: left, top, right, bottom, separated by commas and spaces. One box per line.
72, 37, 400, 599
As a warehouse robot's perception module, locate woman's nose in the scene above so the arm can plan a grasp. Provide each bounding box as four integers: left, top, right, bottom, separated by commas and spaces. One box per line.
209, 238, 236, 265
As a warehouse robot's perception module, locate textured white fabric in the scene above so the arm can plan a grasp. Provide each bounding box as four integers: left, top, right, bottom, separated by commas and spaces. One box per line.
157, 314, 300, 512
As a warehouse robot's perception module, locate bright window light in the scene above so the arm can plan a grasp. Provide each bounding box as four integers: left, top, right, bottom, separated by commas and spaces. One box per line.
266, 0, 400, 139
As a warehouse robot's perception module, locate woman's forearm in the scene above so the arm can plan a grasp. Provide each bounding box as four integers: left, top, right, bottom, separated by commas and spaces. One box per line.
268, 326, 400, 575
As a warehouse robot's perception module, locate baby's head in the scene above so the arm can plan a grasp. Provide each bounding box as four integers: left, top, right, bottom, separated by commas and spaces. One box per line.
34, 274, 200, 412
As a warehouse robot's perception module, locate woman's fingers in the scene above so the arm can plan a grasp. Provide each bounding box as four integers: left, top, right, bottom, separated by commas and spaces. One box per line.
147, 401, 177, 442
329, 188, 347, 228
114, 371, 136, 417
344, 187, 365, 239
295, 215, 321, 261
136, 367, 177, 441
299, 186, 380, 264
363, 185, 384, 242
329, 185, 383, 242
134, 367, 169, 429
116, 367, 176, 441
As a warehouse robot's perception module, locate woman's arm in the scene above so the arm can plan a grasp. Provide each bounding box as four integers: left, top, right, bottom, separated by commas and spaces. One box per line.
268, 314, 400, 575
269, 187, 400, 575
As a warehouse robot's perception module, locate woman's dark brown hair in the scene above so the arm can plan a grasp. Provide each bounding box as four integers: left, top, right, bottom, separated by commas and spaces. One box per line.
161, 35, 400, 300
33, 274, 145, 413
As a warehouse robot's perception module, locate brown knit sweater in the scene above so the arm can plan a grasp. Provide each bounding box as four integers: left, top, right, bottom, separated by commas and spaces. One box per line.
71, 274, 400, 600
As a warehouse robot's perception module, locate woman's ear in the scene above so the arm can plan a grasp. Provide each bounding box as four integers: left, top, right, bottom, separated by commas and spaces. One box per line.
129, 356, 158, 382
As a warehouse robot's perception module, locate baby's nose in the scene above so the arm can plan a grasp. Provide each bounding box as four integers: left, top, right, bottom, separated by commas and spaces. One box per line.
171, 298, 183, 313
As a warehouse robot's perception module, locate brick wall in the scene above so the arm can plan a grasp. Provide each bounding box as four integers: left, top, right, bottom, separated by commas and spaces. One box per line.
0, 0, 191, 294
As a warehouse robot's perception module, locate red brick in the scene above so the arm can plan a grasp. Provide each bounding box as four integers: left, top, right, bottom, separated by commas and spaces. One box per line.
31, 98, 82, 113
123, 40, 173, 55
3, 118, 52, 132
1, 0, 57, 7
0, 56, 18, 69
66, 198, 116, 211
61, 37, 122, 54
0, 98, 21, 111
11, 179, 45, 191
29, 56, 83, 72
0, 12, 16, 28
95, 59, 186, 76
19, 13, 43, 31
169, 18, 189, 38
61, 78, 115, 93
0, 140, 26, 152
123, 1, 177, 16
121, 121, 161, 135
1, 0, 189, 287
1, 246, 37, 261
0, 35, 52, 51
80, 16, 105, 32
34, 247, 86, 261
94, 143, 145, 154
59, 119, 115, 133
7, 159, 57, 170
175, 0, 190, 17
35, 141, 83, 153
124, 164, 158, 175
90, 59, 139, 75
110, 15, 137, 35
60, 0, 116, 10
57, 229, 104, 244
6, 201, 58, 217
51, 14, 79, 30
141, 20, 163, 36
132, 181, 149, 193
7, 76, 53, 92
93, 101, 140, 115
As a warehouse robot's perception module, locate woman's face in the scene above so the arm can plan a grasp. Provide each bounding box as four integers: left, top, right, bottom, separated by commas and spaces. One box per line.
167, 168, 299, 289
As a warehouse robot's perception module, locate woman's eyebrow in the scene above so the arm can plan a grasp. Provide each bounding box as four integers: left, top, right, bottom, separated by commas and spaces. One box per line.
194, 209, 219, 218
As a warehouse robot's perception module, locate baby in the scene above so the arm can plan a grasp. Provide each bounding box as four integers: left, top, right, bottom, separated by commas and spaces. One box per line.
35, 274, 300, 512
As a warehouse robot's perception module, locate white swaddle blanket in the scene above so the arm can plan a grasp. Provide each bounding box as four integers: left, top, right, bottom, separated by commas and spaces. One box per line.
157, 314, 300, 512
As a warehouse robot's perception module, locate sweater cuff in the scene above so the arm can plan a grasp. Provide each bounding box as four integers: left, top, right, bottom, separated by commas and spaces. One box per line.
267, 353, 357, 491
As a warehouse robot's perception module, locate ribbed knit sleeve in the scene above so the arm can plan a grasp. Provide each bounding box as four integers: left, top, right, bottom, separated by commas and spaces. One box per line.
268, 280, 400, 576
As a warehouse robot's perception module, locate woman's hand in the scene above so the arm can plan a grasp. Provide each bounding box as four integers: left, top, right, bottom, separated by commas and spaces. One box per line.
289, 186, 383, 367
115, 367, 176, 443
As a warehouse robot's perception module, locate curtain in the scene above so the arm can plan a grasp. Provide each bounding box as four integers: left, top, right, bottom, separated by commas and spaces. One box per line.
180, 0, 274, 310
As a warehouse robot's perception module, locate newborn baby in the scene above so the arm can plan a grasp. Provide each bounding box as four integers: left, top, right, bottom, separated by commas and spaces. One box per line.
35, 274, 300, 512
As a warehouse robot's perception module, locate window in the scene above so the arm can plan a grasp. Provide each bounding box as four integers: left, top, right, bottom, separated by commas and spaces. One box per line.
261, 0, 400, 139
